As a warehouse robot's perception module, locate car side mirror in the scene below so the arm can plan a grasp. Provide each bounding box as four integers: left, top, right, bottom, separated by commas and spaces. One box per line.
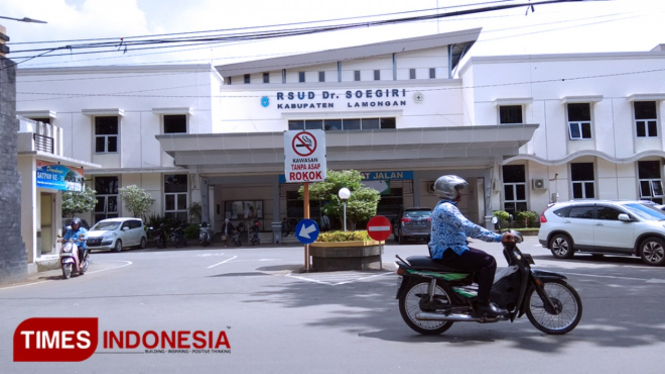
618, 213, 631, 222
122, 226, 129, 231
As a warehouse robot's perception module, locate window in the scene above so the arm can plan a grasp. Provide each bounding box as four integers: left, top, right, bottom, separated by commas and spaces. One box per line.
354, 70, 360, 81
499, 105, 523, 124
568, 206, 594, 219
244, 74, 250, 84
318, 71, 325, 82
429, 68, 436, 79
263, 72, 269, 83
163, 114, 187, 134
567, 103, 592, 140
298, 72, 305, 83
502, 165, 527, 213
409, 69, 416, 79
635, 101, 658, 137
94, 176, 118, 222
95, 116, 118, 153
597, 206, 622, 220
638, 160, 663, 204
374, 70, 380, 81
291, 118, 397, 131
164, 174, 188, 222
226, 77, 232, 85
571, 163, 595, 199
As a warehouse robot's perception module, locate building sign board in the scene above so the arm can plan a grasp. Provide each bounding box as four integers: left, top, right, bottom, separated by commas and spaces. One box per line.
262, 89, 411, 110
36, 161, 85, 192
283, 130, 327, 183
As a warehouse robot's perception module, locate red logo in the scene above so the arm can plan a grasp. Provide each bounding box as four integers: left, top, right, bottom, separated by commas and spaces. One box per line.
13, 318, 98, 362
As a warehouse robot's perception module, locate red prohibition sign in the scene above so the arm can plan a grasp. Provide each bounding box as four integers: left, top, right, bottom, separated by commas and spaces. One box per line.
292, 131, 317, 157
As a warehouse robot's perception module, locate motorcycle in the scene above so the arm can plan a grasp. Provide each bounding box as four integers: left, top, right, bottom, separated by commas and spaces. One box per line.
59, 237, 89, 279
150, 225, 168, 248
249, 221, 260, 246
395, 230, 583, 335
199, 223, 213, 247
170, 224, 188, 248
231, 229, 241, 247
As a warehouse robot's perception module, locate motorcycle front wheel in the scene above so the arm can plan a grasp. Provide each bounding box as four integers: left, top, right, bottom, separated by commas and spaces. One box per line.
62, 263, 73, 279
525, 279, 582, 335
398, 281, 454, 335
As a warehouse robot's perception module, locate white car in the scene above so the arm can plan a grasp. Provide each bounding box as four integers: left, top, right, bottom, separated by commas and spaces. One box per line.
538, 200, 665, 266
86, 218, 147, 252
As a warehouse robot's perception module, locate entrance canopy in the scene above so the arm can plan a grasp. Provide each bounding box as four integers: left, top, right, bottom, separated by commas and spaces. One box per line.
156, 124, 538, 174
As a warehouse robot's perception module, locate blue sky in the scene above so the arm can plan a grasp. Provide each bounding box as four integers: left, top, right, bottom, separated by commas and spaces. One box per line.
1, 0, 664, 68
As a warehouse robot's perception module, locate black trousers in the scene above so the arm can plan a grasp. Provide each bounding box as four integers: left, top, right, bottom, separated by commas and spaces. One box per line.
439, 248, 497, 304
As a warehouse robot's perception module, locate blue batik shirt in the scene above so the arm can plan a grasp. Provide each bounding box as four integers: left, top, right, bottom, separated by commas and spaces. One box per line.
63, 227, 88, 250
428, 199, 501, 259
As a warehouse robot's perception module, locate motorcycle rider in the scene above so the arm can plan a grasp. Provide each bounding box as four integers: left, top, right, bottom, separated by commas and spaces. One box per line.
221, 218, 235, 248
429, 175, 513, 318
62, 217, 88, 264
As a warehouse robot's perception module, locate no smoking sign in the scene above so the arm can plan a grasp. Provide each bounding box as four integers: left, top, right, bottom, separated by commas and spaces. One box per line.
284, 130, 327, 183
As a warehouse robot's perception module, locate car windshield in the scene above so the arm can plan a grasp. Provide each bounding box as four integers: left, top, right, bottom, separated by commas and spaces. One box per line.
405, 210, 431, 218
623, 203, 665, 221
91, 221, 121, 231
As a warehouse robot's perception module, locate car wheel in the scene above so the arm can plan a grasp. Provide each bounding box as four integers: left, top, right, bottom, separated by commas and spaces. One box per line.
139, 237, 147, 249
549, 234, 574, 259
113, 239, 122, 252
639, 237, 665, 266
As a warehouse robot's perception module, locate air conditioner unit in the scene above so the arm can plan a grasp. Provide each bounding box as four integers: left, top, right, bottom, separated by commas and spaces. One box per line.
532, 178, 546, 190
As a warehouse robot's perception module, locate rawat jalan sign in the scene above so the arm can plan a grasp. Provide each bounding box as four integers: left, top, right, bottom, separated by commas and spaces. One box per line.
36, 161, 85, 192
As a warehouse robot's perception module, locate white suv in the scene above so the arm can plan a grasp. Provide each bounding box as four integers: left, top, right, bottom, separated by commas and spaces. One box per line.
538, 200, 665, 266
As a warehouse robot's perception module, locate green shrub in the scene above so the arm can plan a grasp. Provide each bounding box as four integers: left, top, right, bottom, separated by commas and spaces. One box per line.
316, 230, 371, 243
183, 223, 200, 240
515, 211, 539, 228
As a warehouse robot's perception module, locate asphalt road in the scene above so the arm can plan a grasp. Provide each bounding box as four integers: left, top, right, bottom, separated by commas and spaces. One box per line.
2, 237, 665, 374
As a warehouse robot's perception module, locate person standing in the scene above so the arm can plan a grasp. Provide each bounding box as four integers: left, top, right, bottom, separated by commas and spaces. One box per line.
221, 218, 235, 248
320, 214, 331, 232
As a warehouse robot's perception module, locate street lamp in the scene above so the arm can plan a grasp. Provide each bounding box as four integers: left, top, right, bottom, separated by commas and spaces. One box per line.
338, 187, 351, 233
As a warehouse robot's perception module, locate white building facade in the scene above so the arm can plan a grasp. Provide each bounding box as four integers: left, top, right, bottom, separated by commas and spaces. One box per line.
15, 29, 665, 246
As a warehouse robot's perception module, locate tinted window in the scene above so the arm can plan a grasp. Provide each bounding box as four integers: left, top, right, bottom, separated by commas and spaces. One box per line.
568, 206, 594, 219
404, 210, 431, 218
553, 206, 571, 217
597, 206, 622, 220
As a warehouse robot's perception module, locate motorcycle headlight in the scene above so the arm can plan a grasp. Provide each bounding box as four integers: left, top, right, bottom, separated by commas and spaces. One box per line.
62, 243, 73, 253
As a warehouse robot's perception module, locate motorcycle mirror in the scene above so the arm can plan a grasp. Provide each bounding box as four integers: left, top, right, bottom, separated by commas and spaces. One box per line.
491, 216, 498, 225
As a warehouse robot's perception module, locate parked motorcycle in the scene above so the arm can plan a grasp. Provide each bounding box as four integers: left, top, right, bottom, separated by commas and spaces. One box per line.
199, 222, 213, 247
59, 237, 89, 279
395, 230, 582, 335
170, 224, 188, 248
231, 229, 241, 247
249, 221, 260, 246
150, 224, 168, 248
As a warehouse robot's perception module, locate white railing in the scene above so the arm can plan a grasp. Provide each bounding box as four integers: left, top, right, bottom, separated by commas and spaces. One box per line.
17, 117, 64, 156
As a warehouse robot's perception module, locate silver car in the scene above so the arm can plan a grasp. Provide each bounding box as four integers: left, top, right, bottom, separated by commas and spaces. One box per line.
539, 200, 665, 266
393, 207, 432, 244
86, 218, 148, 252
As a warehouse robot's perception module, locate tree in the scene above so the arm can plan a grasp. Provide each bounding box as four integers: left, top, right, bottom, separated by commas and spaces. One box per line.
299, 170, 380, 229
118, 185, 155, 218
62, 188, 97, 218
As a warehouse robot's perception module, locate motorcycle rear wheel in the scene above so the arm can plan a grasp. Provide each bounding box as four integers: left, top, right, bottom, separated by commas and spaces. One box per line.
399, 281, 454, 335
62, 263, 72, 279
525, 279, 582, 335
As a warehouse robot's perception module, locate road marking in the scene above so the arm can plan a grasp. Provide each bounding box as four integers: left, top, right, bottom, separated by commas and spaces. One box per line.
207, 256, 237, 269
285, 271, 393, 286
197, 253, 225, 257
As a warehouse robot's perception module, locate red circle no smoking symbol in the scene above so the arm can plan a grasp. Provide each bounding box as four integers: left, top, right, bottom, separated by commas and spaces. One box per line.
292, 131, 317, 157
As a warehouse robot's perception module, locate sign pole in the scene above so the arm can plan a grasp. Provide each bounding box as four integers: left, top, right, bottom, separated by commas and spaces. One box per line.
304, 182, 310, 269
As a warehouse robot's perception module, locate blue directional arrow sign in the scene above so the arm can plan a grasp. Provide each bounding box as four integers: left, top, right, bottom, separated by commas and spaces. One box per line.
295, 219, 319, 244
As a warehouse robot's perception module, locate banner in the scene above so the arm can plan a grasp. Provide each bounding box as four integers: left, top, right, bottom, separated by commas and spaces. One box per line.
36, 161, 85, 192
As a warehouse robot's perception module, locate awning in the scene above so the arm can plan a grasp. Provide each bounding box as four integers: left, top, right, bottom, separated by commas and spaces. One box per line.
156, 124, 538, 174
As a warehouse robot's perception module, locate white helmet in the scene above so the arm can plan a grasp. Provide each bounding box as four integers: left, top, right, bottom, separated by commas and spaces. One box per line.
434, 175, 468, 199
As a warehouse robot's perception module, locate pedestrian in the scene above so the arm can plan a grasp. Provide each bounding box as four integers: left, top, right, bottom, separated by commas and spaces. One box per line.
281, 217, 290, 237
320, 214, 331, 232
221, 218, 235, 247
